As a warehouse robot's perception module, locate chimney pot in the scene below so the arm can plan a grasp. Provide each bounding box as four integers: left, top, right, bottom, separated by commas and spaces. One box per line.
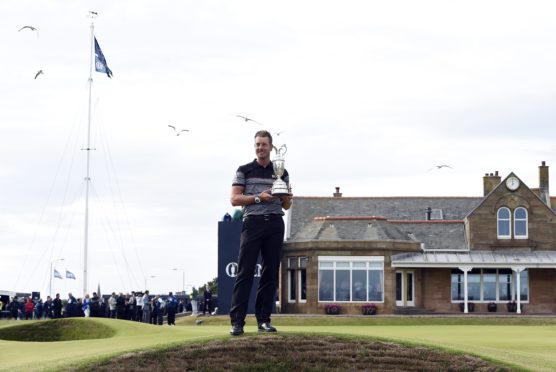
483, 171, 501, 196
539, 161, 550, 207
333, 187, 342, 198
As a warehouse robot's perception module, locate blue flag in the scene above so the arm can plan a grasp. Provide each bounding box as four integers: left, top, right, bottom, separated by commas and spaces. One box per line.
94, 37, 113, 78
66, 270, 76, 280
53, 269, 63, 279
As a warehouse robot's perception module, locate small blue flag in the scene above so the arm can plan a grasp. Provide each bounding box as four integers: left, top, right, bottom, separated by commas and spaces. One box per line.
66, 270, 76, 280
94, 37, 113, 78
53, 269, 63, 279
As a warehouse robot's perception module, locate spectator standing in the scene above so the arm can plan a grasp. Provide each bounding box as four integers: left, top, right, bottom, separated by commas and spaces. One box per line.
142, 290, 151, 323
9, 296, 20, 320
77, 298, 84, 317
66, 293, 77, 317
34, 298, 43, 319
149, 298, 156, 324
52, 294, 62, 318
24, 297, 34, 320
90, 292, 99, 317
153, 296, 164, 325
43, 296, 52, 319
82, 294, 91, 317
203, 288, 212, 315
127, 292, 136, 320
108, 293, 117, 318
166, 292, 177, 326
100, 296, 108, 317
116, 293, 125, 319
135, 292, 143, 321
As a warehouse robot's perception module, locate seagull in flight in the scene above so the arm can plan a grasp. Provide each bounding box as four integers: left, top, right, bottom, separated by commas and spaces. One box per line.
168, 125, 189, 136
429, 164, 452, 171
19, 25, 39, 36
272, 130, 287, 136
34, 70, 44, 79
236, 115, 263, 125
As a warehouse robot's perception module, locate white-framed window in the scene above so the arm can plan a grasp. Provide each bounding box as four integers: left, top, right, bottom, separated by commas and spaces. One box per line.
497, 207, 511, 239
498, 269, 512, 301
287, 257, 297, 303
451, 272, 464, 301
514, 207, 528, 239
299, 257, 308, 303
318, 256, 384, 303
450, 268, 529, 302
497, 206, 529, 240
288, 256, 307, 303
482, 269, 497, 301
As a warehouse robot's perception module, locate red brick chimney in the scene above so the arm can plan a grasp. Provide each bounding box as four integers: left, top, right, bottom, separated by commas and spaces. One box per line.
483, 171, 501, 196
333, 186, 342, 197
539, 161, 550, 207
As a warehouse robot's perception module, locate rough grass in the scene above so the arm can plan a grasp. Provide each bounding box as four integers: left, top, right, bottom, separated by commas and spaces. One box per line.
68, 334, 513, 372
0, 318, 116, 342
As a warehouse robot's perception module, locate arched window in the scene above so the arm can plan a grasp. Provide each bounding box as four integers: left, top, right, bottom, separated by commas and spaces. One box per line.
497, 207, 511, 239
514, 207, 528, 239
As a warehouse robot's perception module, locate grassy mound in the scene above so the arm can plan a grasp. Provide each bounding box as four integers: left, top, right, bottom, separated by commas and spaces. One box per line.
0, 318, 116, 342
72, 334, 512, 371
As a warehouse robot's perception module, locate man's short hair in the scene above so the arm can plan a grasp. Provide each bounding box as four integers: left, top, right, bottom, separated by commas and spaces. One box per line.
254, 130, 273, 145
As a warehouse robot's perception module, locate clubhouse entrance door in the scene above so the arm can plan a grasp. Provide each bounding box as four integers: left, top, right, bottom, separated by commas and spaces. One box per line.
395, 271, 414, 307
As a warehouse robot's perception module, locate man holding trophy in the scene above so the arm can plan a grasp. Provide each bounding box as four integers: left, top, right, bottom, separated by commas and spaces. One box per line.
229, 130, 293, 336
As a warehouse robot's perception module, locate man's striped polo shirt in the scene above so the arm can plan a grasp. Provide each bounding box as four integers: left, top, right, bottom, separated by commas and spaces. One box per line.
232, 159, 290, 217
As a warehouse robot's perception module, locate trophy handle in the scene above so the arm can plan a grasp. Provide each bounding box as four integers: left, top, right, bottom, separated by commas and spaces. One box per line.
274, 144, 287, 157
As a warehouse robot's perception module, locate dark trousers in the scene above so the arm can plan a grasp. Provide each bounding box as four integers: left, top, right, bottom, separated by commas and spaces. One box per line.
229, 217, 284, 326
203, 299, 211, 314
167, 309, 176, 325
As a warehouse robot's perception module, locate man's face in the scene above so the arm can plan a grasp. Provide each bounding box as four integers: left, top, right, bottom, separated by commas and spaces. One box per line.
254, 135, 272, 160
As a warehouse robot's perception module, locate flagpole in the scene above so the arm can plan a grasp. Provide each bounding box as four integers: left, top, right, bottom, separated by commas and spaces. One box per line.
84, 12, 97, 297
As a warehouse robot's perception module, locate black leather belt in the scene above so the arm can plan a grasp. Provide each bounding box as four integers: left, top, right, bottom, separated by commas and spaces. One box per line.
244, 214, 282, 221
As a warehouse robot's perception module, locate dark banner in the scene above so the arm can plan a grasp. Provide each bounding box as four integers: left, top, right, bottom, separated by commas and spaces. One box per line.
217, 220, 261, 315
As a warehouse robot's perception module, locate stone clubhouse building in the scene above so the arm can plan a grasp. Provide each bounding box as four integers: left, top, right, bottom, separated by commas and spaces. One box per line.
280, 162, 556, 315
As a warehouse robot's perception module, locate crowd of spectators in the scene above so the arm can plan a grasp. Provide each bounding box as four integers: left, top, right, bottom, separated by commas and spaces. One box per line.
0, 291, 193, 325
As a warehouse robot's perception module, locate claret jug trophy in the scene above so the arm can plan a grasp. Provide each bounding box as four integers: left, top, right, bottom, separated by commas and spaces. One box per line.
271, 144, 290, 196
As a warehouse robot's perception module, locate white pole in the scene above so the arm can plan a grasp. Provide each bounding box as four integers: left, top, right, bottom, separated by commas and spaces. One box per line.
83, 12, 97, 297
49, 261, 53, 298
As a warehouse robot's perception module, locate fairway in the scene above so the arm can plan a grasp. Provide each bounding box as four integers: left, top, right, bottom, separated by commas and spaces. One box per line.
1, 317, 555, 371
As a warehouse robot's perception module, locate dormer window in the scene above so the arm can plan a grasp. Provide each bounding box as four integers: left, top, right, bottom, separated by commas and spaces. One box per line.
514, 207, 528, 239
497, 206, 528, 239
497, 207, 511, 239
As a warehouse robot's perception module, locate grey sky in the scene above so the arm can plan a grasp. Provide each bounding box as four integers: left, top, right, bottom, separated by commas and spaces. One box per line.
1, 0, 555, 296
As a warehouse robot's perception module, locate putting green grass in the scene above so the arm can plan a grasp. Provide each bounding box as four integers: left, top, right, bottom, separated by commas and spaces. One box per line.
1, 316, 555, 371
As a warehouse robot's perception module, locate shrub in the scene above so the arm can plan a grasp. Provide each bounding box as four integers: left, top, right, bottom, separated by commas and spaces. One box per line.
324, 303, 341, 315
459, 302, 475, 312
487, 302, 497, 312
361, 303, 377, 315
507, 301, 517, 312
